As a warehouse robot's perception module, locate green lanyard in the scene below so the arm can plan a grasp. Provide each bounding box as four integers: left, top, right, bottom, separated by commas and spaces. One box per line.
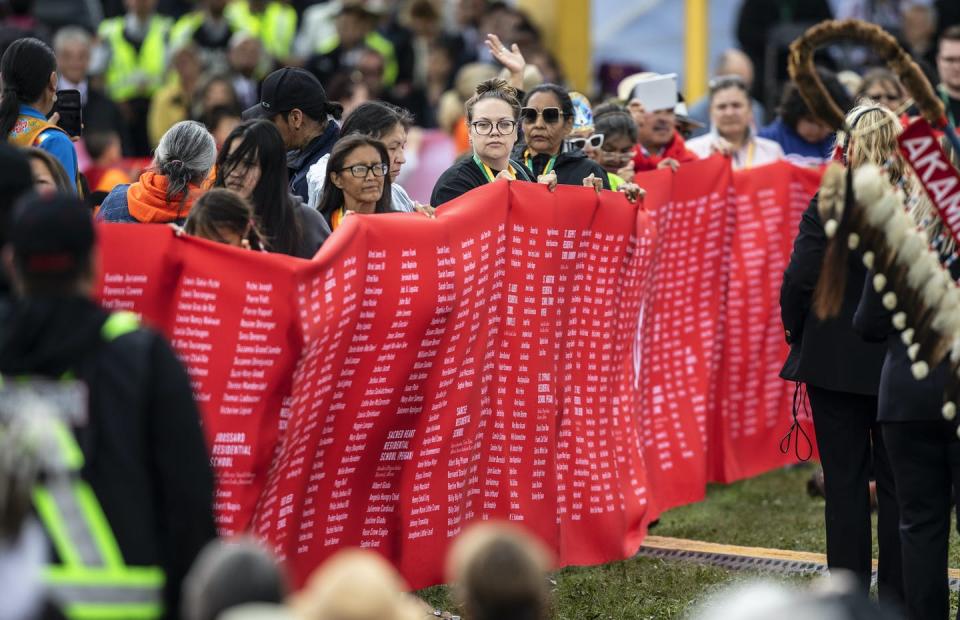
524, 150, 557, 177
473, 154, 515, 183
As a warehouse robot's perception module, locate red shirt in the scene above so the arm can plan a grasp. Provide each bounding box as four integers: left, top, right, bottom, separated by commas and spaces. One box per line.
632, 131, 700, 173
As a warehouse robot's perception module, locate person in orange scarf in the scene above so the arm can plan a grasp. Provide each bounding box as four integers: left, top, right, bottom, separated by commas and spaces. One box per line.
97, 120, 215, 225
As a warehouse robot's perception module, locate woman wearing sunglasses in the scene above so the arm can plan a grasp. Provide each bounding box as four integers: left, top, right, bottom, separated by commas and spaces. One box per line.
316, 134, 396, 230
514, 84, 610, 191
430, 78, 537, 207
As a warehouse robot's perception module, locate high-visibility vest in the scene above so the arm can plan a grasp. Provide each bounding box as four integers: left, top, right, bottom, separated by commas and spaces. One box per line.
316, 31, 398, 87
98, 15, 172, 102
607, 172, 625, 191
225, 0, 297, 60
26, 312, 166, 620
8, 114, 83, 195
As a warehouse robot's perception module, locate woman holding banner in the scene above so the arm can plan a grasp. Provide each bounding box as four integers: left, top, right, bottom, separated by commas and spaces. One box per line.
513, 84, 610, 192
430, 78, 536, 207
316, 134, 396, 231
685, 76, 783, 170
780, 104, 901, 607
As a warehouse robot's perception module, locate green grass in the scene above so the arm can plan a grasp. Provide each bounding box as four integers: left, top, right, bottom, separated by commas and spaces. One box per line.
416, 464, 960, 618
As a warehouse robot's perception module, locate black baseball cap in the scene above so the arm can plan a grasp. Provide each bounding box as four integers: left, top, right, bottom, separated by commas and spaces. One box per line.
9, 193, 95, 276
242, 67, 340, 121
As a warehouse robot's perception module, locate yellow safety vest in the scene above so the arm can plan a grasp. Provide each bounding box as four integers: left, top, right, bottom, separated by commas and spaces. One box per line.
24, 313, 165, 620
224, 0, 297, 60
317, 31, 398, 87
607, 172, 625, 191
98, 15, 172, 102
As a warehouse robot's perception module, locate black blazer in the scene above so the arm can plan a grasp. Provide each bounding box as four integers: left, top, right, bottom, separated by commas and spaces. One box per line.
854, 260, 960, 423
779, 195, 886, 395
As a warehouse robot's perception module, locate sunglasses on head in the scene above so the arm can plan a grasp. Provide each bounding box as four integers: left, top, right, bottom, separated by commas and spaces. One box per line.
520, 107, 564, 124
567, 133, 604, 151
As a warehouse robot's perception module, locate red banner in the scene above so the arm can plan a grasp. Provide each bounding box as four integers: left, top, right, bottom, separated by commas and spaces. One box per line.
898, 119, 960, 246
96, 158, 820, 589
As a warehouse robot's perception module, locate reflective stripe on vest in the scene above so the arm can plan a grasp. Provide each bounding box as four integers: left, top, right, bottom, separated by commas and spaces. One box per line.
225, 1, 297, 59
28, 315, 163, 619
99, 16, 171, 101
316, 31, 398, 86
101, 311, 140, 342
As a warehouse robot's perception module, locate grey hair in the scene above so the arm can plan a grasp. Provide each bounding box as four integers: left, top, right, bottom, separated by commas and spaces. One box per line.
53, 26, 93, 53
154, 120, 216, 204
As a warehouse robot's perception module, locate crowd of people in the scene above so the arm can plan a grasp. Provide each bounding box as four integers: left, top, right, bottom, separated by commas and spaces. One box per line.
2, 0, 960, 619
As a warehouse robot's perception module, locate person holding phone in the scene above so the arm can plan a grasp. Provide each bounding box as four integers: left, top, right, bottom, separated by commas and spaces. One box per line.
0, 37, 79, 193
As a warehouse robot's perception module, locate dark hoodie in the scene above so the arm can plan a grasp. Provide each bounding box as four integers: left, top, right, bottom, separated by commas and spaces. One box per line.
288, 121, 340, 205
0, 296, 216, 620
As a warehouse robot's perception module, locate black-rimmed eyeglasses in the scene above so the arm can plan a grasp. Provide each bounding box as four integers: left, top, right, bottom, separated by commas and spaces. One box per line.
338, 163, 389, 178
470, 119, 517, 135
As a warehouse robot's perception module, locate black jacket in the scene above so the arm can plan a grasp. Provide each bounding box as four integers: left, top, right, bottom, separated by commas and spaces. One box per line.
289, 122, 340, 205
294, 195, 331, 259
854, 260, 960, 423
0, 297, 216, 620
430, 154, 535, 207
779, 195, 886, 395
511, 146, 611, 190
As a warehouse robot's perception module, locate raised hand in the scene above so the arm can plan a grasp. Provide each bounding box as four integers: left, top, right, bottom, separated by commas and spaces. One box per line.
485, 33, 526, 89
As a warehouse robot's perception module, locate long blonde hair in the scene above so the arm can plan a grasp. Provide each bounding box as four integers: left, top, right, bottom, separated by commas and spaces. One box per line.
834, 103, 952, 255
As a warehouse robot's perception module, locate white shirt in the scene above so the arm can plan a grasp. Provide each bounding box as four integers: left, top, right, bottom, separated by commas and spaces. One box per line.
306, 153, 416, 213
686, 130, 784, 170
58, 78, 89, 106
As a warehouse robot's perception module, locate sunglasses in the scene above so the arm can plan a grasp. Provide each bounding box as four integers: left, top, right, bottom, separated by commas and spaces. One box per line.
520, 107, 564, 124
567, 133, 604, 151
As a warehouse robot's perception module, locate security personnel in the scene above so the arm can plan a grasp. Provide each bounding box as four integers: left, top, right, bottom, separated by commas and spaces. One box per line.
170, 0, 242, 69
307, 2, 398, 88
0, 193, 216, 619
97, 0, 172, 156
224, 0, 297, 62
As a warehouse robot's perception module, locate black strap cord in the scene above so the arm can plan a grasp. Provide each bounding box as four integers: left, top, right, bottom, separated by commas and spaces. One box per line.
779, 381, 813, 462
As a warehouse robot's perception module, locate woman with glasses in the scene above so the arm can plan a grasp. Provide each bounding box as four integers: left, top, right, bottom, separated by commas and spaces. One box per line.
316, 134, 396, 230
856, 68, 906, 114
215, 120, 331, 258
307, 101, 428, 215
513, 84, 610, 191
686, 76, 783, 170
430, 78, 536, 207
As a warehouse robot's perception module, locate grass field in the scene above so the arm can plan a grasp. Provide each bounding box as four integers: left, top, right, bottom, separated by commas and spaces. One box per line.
417, 464, 960, 618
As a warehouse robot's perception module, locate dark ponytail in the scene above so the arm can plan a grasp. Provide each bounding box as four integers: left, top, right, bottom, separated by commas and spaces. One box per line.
0, 38, 57, 138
